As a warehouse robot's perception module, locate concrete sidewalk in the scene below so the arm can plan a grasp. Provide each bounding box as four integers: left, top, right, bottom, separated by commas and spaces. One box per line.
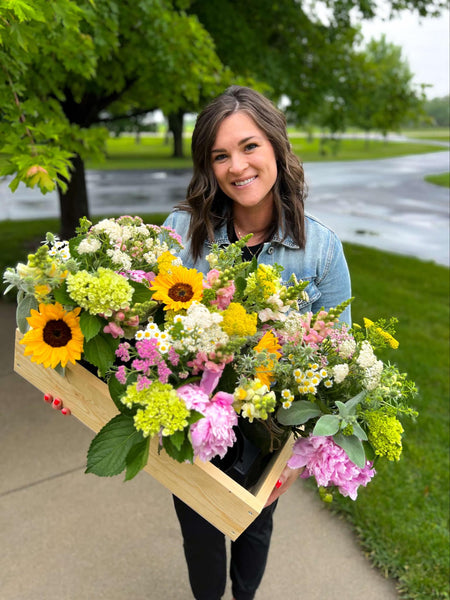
0, 301, 399, 600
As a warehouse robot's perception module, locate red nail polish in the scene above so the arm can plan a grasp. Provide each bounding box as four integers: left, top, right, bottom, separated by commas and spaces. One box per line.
61, 407, 71, 416
275, 479, 282, 489
52, 397, 62, 410
44, 393, 53, 403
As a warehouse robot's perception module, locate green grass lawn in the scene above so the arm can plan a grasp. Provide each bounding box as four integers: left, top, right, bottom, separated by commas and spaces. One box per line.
424, 172, 450, 188
1, 217, 449, 600
402, 127, 450, 143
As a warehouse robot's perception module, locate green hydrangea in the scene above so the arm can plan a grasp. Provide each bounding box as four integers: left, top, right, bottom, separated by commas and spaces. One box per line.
364, 410, 404, 461
67, 267, 133, 316
122, 381, 190, 437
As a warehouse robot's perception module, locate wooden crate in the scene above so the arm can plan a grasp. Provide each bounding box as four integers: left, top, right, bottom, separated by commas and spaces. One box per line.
14, 329, 293, 540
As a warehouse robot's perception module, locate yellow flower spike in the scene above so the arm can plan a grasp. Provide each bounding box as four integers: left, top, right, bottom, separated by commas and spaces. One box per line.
20, 302, 84, 368
364, 318, 375, 329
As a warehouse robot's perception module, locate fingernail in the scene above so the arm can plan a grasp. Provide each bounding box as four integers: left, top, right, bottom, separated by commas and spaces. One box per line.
61, 407, 71, 416
44, 393, 53, 403
52, 397, 62, 410
275, 479, 283, 489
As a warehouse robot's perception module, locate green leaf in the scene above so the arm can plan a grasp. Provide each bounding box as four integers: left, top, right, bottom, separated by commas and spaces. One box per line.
108, 375, 131, 414
130, 280, 154, 303
83, 332, 119, 377
276, 401, 322, 426
53, 281, 76, 306
162, 433, 194, 463
333, 433, 366, 468
16, 294, 38, 333
345, 390, 367, 412
352, 422, 368, 441
168, 429, 185, 451
125, 437, 150, 481
313, 414, 341, 436
79, 311, 103, 342
86, 414, 142, 477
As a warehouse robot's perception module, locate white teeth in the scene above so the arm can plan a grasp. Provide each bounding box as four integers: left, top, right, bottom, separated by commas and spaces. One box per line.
233, 177, 256, 187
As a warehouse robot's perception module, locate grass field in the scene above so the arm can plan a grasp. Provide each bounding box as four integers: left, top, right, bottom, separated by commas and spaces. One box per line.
1, 214, 449, 600
424, 172, 450, 187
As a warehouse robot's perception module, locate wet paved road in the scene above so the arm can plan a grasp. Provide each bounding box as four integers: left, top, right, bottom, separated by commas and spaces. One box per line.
0, 150, 448, 266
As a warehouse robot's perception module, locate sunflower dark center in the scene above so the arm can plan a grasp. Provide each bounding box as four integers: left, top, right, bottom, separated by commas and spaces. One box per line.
168, 283, 194, 302
43, 319, 72, 347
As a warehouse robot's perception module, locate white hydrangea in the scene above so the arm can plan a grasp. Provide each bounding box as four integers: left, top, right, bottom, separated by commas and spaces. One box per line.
332, 363, 349, 384
356, 340, 377, 368
77, 237, 102, 254
364, 360, 384, 390
91, 219, 122, 240
106, 248, 132, 270
338, 339, 357, 359
171, 302, 228, 354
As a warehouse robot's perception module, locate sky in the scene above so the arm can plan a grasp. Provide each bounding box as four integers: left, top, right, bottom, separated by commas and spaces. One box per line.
359, 8, 449, 99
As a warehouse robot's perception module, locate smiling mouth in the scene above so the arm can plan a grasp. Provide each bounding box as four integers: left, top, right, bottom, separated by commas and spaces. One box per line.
233, 176, 256, 187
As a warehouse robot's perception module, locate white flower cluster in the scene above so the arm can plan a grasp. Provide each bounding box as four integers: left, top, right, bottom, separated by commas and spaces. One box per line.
356, 340, 383, 390
77, 238, 101, 254
338, 339, 357, 359
106, 248, 133, 270
332, 363, 349, 383
282, 311, 305, 337
171, 302, 229, 354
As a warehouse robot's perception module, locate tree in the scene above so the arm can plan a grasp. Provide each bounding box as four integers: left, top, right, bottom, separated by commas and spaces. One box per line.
0, 0, 227, 237
423, 95, 450, 127
188, 0, 444, 127
343, 35, 426, 137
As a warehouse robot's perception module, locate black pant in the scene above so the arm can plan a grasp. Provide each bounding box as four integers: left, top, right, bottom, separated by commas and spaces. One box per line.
173, 496, 278, 600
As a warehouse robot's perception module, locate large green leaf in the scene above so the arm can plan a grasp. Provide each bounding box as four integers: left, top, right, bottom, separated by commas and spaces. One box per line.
53, 281, 76, 306
108, 375, 131, 414
125, 437, 150, 481
79, 311, 103, 342
313, 414, 340, 436
276, 400, 322, 426
86, 414, 142, 477
83, 331, 119, 376
16, 294, 38, 333
333, 433, 366, 468
130, 280, 155, 303
162, 433, 194, 463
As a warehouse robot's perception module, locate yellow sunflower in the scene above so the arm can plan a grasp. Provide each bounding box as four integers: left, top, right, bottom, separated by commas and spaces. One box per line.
254, 330, 282, 387
20, 302, 84, 368
150, 265, 203, 311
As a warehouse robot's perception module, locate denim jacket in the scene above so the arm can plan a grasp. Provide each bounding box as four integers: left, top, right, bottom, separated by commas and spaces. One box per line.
163, 210, 352, 325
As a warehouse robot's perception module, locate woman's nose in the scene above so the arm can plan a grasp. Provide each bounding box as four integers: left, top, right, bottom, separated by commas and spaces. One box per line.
228, 154, 248, 174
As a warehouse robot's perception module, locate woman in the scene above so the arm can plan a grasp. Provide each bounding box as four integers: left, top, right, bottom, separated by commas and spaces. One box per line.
163, 86, 351, 600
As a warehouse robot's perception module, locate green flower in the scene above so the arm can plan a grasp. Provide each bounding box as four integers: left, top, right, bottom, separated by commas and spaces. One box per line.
122, 381, 190, 438
67, 267, 133, 316
364, 410, 404, 461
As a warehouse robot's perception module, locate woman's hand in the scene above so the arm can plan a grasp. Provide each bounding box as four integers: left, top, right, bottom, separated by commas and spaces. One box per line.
264, 465, 304, 507
43, 393, 71, 415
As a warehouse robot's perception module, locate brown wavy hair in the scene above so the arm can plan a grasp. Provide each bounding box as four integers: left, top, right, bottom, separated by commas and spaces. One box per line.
176, 86, 307, 261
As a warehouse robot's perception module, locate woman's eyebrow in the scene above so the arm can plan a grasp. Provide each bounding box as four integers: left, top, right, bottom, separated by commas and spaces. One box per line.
211, 136, 258, 154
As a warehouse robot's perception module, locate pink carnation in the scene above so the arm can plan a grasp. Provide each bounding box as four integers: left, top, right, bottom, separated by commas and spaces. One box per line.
288, 435, 376, 500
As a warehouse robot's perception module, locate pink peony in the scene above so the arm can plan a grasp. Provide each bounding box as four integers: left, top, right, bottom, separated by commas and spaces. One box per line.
288, 435, 376, 500
177, 383, 237, 462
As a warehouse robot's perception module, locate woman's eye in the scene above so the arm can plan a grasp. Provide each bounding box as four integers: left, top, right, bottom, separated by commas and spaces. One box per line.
245, 143, 257, 151
213, 153, 227, 162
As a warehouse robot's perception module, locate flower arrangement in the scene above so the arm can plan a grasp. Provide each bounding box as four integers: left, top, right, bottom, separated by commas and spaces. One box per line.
4, 216, 417, 499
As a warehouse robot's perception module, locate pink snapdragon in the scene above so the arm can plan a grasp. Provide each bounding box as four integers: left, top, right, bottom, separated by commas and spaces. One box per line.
288, 435, 376, 500
204, 269, 236, 309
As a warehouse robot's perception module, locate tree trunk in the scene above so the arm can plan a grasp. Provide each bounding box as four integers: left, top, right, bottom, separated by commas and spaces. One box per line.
168, 109, 185, 158
57, 153, 90, 239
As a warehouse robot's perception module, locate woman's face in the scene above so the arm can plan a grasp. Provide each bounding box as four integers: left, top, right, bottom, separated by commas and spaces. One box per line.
211, 111, 278, 213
